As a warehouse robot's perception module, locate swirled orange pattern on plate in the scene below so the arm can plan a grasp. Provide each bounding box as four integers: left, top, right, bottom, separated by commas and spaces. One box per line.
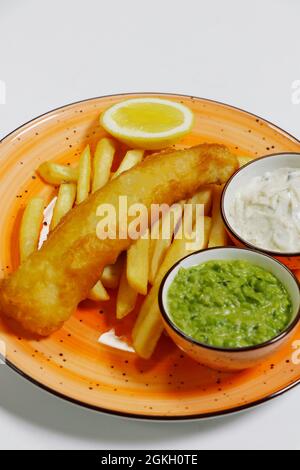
0, 93, 299, 419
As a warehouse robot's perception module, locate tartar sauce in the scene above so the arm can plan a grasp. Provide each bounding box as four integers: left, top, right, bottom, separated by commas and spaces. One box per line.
229, 168, 300, 252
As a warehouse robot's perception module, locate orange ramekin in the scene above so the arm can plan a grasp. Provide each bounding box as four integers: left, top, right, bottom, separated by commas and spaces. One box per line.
221, 153, 300, 270
159, 247, 300, 372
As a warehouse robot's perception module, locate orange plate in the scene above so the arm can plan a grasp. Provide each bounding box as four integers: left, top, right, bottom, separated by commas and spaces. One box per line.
0, 93, 300, 420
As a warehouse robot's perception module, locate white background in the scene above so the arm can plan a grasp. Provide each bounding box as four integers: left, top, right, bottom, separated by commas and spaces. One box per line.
0, 0, 299, 450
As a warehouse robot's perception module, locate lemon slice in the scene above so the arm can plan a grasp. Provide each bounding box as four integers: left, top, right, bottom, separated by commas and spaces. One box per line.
100, 97, 194, 150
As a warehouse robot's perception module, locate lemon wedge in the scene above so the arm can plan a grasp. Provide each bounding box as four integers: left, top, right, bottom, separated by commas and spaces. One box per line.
100, 97, 194, 150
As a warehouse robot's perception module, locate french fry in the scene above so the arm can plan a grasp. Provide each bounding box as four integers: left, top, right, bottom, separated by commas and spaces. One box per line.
127, 229, 150, 295
92, 138, 116, 193
76, 145, 91, 204
148, 216, 161, 264
112, 149, 144, 179
91, 147, 142, 296
90, 250, 124, 302
90, 139, 117, 295
37, 162, 78, 185
19, 198, 44, 262
50, 183, 76, 229
208, 184, 228, 248
79, 144, 98, 303
148, 187, 212, 284
187, 186, 213, 216
116, 257, 138, 319
101, 255, 124, 289
133, 216, 212, 359
88, 279, 110, 301
149, 203, 184, 284
237, 155, 253, 168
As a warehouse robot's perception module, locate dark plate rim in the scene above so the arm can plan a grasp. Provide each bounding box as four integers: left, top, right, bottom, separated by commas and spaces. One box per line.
1, 353, 300, 421
1, 92, 299, 145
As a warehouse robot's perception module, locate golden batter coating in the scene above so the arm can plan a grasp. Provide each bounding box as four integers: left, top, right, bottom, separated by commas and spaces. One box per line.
0, 144, 238, 335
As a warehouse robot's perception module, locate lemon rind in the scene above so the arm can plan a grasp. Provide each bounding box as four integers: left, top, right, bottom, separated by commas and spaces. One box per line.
100, 98, 194, 140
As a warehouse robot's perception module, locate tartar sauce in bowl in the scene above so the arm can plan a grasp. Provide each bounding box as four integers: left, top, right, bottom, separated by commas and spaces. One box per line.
229, 168, 300, 253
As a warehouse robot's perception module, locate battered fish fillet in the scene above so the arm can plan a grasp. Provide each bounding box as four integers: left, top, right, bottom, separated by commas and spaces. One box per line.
0, 144, 238, 335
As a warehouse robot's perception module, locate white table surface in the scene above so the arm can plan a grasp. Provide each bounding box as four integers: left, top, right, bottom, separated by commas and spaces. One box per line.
0, 0, 299, 450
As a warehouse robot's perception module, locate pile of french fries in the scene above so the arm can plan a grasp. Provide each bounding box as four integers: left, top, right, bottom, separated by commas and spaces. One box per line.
19, 139, 252, 359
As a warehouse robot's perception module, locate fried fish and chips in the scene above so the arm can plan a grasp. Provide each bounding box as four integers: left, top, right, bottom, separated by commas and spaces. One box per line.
0, 144, 238, 335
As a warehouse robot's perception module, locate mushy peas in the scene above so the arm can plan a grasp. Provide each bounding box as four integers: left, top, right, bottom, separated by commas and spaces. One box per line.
167, 260, 292, 349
